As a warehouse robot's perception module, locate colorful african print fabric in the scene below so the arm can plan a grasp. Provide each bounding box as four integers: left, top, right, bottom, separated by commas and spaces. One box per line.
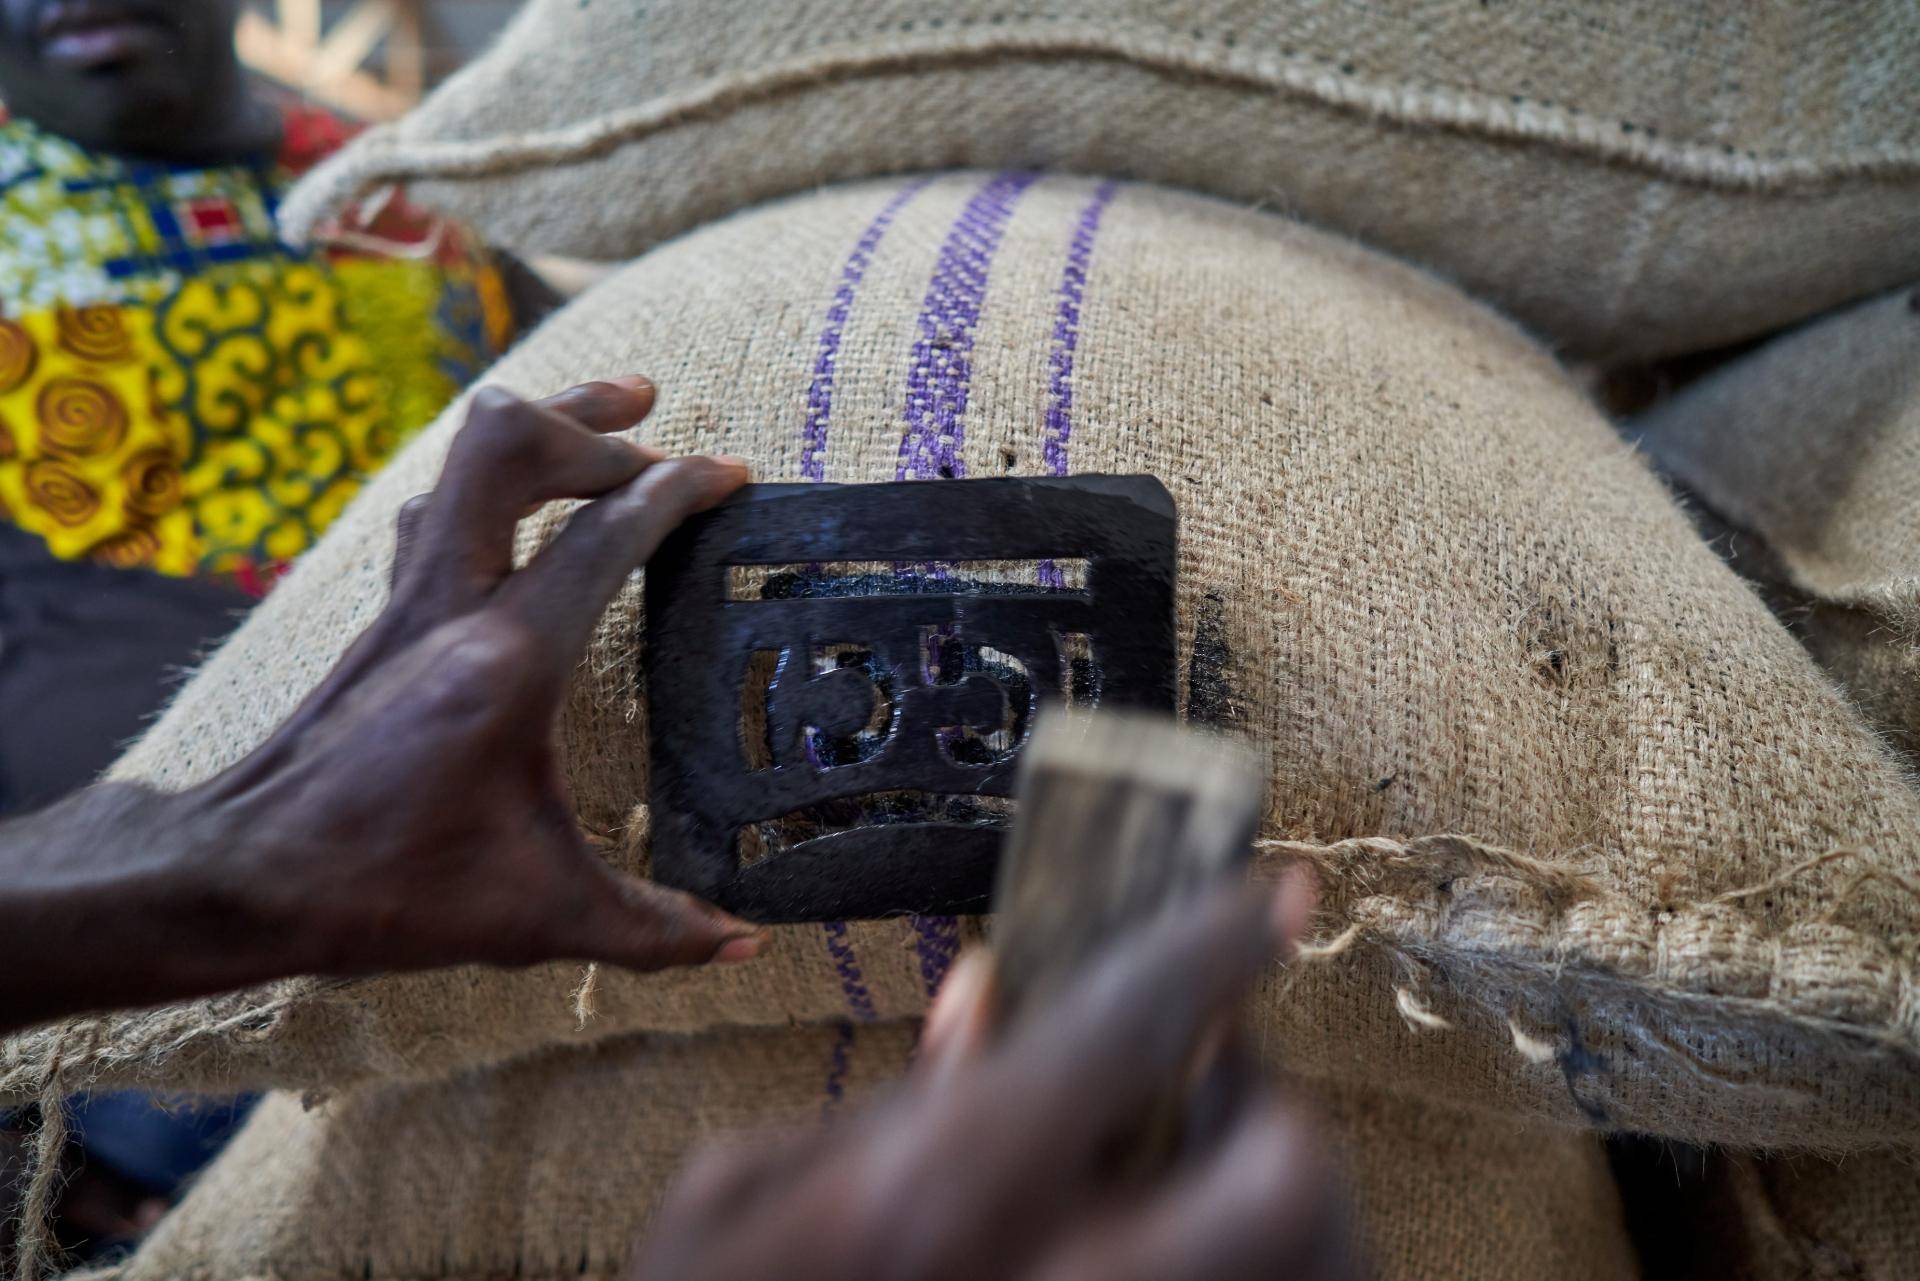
0, 104, 511, 587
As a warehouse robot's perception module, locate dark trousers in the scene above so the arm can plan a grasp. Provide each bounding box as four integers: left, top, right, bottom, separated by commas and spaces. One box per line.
0, 526, 257, 1227
0, 526, 250, 817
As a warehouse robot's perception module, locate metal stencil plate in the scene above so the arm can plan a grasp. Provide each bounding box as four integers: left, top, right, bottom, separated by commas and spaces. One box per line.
646, 476, 1176, 922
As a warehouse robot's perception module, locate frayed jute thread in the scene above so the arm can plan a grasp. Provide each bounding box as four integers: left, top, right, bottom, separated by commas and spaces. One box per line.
571, 965, 602, 1028
0, 980, 326, 1273
1507, 1017, 1559, 1065
1714, 848, 1861, 904
277, 19, 1920, 244
1263, 835, 1909, 949
11, 1022, 96, 1281
1254, 834, 1600, 905
1710, 847, 1920, 923
11, 1092, 67, 1281
1294, 923, 1361, 962
1393, 985, 1454, 1032
1263, 832, 1920, 1096
1823, 867, 1920, 923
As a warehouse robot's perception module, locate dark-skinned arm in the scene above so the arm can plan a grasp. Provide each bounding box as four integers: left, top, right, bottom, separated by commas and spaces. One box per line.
0, 378, 765, 1038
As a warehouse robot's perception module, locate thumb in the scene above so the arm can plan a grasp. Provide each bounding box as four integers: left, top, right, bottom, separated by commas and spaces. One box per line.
561, 859, 768, 971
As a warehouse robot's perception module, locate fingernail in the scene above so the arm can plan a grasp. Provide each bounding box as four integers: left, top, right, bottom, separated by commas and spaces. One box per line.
610, 375, 655, 393
711, 453, 749, 470
713, 933, 766, 964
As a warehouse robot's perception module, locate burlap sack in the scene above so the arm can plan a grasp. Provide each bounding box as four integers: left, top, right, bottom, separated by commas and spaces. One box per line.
1671, 1148, 1920, 1280
7, 175, 1919, 1151
1630, 286, 1920, 764
274, 1, 1920, 363
96, 1024, 1642, 1281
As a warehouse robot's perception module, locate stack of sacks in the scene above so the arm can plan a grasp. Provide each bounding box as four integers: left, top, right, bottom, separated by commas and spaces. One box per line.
278, 0, 1920, 363
6, 172, 1912, 1279
4, 2, 1917, 1277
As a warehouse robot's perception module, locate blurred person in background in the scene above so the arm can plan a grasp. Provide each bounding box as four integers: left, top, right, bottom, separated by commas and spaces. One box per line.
0, 0, 548, 1246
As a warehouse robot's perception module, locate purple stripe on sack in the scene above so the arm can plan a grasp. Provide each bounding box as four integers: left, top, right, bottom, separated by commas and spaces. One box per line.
799, 182, 934, 1100
896, 170, 1041, 481
820, 921, 875, 1114
821, 1021, 857, 1116
1038, 181, 1119, 588
900, 171, 1040, 996
822, 919, 879, 1022
1043, 182, 1118, 478
801, 177, 935, 482
911, 913, 964, 995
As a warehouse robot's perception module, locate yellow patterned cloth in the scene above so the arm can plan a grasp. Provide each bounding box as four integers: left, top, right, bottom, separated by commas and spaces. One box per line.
0, 106, 511, 588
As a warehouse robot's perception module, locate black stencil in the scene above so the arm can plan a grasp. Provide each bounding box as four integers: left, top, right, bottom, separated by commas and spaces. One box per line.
646, 476, 1177, 922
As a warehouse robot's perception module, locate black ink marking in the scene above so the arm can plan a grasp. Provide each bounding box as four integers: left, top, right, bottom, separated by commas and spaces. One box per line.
1558, 1017, 1612, 1124
1186, 592, 1239, 729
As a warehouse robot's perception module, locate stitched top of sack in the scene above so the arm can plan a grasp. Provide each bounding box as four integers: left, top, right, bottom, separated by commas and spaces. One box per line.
277, 2, 1920, 245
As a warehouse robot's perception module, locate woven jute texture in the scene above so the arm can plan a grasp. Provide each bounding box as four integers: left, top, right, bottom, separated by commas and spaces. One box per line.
1632, 286, 1920, 764
274, 0, 1920, 362
8, 176, 1919, 1152
1679, 1148, 1920, 1280
93, 1024, 1642, 1281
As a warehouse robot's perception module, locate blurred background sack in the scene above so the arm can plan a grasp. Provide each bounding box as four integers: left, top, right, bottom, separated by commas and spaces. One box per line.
275, 0, 1920, 363
1631, 286, 1920, 764
1680, 1147, 1920, 1281
96, 1025, 1643, 1281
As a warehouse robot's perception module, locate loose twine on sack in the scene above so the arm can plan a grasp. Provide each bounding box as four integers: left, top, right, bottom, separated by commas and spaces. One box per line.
11, 1022, 88, 1281
1711, 847, 1920, 922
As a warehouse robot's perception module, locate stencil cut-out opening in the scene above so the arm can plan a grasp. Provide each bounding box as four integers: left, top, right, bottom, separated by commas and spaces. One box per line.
804, 644, 895, 767
737, 791, 1017, 866
728, 559, 1089, 600
738, 648, 780, 771
1056, 630, 1099, 709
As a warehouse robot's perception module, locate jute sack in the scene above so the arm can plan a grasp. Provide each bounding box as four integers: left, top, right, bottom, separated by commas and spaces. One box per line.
1630, 286, 1920, 763
96, 1024, 1643, 1281
1679, 1149, 1920, 1280
274, 0, 1920, 363
7, 174, 1920, 1151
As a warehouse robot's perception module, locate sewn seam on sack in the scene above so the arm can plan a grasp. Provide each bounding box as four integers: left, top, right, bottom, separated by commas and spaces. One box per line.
7, 838, 1912, 1115
1260, 837, 1920, 1046
277, 20, 1920, 245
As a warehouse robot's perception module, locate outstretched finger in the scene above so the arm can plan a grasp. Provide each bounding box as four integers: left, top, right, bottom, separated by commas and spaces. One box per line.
390, 493, 432, 593
532, 377, 669, 441
552, 856, 766, 972
1029, 1103, 1355, 1281
408, 384, 662, 595
493, 454, 748, 663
